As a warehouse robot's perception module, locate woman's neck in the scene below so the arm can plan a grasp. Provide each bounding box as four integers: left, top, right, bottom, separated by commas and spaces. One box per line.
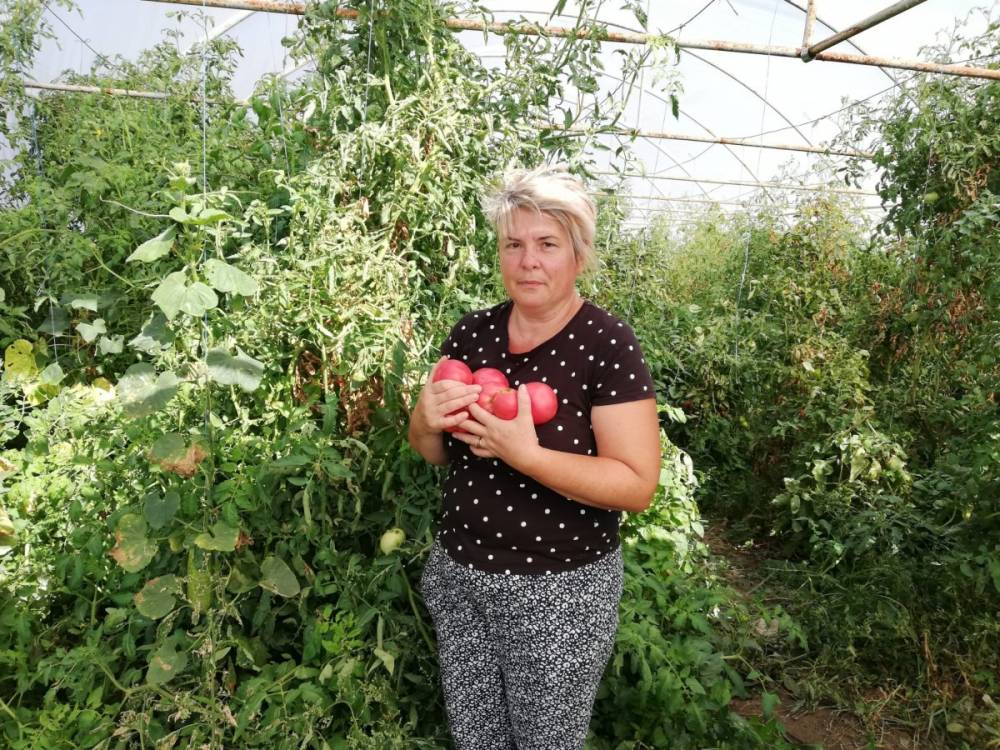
508, 293, 583, 353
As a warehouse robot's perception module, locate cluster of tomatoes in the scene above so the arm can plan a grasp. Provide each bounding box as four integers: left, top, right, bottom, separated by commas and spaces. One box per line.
432, 358, 558, 432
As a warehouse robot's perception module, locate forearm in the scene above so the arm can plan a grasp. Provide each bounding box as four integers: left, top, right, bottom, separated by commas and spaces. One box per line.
407, 419, 448, 465
519, 447, 656, 513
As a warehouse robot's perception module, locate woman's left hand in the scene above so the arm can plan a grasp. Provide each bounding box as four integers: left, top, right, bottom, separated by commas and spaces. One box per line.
452, 385, 541, 472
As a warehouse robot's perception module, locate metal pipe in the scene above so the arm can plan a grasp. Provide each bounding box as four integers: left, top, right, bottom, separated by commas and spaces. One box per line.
802, 0, 929, 62
598, 171, 879, 196
141, 0, 1000, 81
184, 8, 255, 53
25, 80, 173, 100
22, 79, 249, 105
801, 0, 817, 48
554, 124, 873, 159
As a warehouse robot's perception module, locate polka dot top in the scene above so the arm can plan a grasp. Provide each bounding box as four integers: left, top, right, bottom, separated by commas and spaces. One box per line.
436, 299, 656, 575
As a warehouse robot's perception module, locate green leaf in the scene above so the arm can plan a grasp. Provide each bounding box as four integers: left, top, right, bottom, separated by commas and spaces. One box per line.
194, 520, 239, 552
373, 647, 395, 675
135, 575, 179, 619
117, 363, 181, 418
168, 206, 190, 223
77, 318, 107, 343
36, 305, 69, 335
152, 272, 218, 321
206, 348, 264, 392
761, 691, 780, 719
3, 340, 37, 382
63, 292, 101, 311
127, 227, 176, 263
129, 313, 174, 354
39, 362, 64, 386
110, 514, 158, 573
189, 208, 232, 225
203, 258, 259, 296
144, 490, 180, 530
98, 335, 124, 355
149, 433, 186, 464
259, 557, 300, 597
147, 637, 188, 686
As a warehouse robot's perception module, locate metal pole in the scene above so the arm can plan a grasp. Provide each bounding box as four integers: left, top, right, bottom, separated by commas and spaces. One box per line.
24, 80, 172, 100
801, 0, 817, 48
802, 0, 929, 62
554, 124, 873, 159
597, 171, 879, 196
140, 0, 1000, 81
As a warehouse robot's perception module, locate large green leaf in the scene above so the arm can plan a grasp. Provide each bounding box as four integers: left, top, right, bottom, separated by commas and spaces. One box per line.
203, 259, 259, 296
259, 557, 300, 598
3, 340, 37, 382
147, 637, 188, 686
129, 313, 174, 354
109, 514, 158, 573
98, 335, 124, 355
194, 520, 239, 552
152, 272, 218, 321
143, 490, 180, 530
117, 363, 181, 418
62, 292, 101, 311
127, 226, 176, 263
206, 348, 264, 392
135, 575, 179, 619
76, 318, 107, 343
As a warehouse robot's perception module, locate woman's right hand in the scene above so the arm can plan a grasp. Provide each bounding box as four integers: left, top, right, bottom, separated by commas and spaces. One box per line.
411, 357, 482, 435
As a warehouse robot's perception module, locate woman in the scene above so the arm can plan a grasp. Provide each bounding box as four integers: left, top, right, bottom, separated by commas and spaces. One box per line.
408, 165, 660, 750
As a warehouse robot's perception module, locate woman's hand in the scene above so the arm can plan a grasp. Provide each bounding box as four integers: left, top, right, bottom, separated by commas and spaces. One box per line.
452, 385, 541, 473
411, 357, 482, 436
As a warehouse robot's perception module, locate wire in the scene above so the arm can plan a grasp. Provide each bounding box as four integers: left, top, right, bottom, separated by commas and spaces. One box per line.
664, 0, 717, 35
41, 2, 125, 75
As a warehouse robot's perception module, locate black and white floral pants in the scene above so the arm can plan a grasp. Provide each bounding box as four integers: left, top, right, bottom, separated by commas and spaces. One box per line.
419, 540, 624, 750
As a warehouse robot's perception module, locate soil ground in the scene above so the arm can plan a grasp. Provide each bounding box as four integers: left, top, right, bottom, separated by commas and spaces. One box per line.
705, 523, 919, 750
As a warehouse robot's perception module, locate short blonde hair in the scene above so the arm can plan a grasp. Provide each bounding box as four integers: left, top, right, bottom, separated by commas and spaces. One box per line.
482, 165, 598, 273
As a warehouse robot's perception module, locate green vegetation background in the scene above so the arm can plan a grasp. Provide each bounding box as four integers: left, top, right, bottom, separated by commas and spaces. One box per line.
0, 1, 997, 748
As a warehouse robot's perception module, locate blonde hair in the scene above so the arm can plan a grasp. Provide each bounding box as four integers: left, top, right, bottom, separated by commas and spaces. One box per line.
482, 165, 598, 274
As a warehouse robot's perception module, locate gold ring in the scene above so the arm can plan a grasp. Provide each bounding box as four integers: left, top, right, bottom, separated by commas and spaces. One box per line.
478, 436, 484, 448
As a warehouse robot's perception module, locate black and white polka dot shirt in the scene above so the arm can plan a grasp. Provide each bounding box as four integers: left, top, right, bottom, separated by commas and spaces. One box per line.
437, 299, 656, 575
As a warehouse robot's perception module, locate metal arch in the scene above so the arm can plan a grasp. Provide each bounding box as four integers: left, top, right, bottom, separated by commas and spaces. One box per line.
680, 48, 816, 147
483, 52, 724, 202
183, 8, 255, 52
494, 4, 814, 151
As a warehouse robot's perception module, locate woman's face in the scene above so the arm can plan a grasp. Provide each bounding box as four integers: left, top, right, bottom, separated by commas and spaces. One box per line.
499, 207, 581, 314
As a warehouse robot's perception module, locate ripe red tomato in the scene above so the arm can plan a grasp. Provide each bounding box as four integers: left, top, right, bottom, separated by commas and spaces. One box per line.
432, 358, 474, 384
525, 382, 558, 425
477, 381, 506, 412
490, 387, 518, 420
472, 367, 508, 388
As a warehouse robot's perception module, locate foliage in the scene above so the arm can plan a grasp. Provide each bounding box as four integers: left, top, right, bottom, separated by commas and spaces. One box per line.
0, 1, 791, 748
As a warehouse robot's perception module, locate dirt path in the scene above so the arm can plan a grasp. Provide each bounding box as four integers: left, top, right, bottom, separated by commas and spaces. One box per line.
704, 523, 917, 750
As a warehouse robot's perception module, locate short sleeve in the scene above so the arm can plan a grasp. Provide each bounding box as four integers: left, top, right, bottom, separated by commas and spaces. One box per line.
589, 319, 656, 406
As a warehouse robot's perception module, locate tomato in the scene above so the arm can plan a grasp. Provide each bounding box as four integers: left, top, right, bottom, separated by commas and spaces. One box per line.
379, 527, 406, 554
432, 358, 474, 385
476, 381, 505, 411
471, 367, 508, 388
487, 382, 558, 424
491, 387, 518, 420
525, 382, 558, 425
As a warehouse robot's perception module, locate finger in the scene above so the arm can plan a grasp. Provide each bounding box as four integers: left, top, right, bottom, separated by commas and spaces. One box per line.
467, 401, 496, 424
441, 411, 470, 429
438, 391, 482, 413
516, 384, 533, 422
451, 421, 486, 442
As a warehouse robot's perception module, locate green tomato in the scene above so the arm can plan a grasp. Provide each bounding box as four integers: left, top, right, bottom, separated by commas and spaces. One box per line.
379, 527, 406, 555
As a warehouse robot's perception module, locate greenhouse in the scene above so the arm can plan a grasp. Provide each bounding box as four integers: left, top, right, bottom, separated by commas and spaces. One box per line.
1, 1, 998, 748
